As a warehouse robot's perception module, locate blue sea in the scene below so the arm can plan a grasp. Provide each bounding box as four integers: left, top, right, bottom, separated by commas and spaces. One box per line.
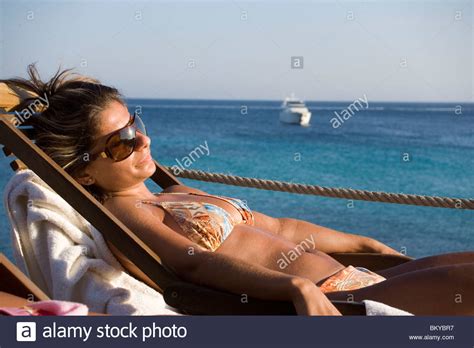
1, 99, 473, 261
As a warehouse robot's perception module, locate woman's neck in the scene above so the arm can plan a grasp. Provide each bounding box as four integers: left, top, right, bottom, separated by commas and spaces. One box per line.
106, 182, 157, 201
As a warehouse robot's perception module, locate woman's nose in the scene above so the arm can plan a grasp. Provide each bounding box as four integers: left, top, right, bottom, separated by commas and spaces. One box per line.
136, 131, 151, 150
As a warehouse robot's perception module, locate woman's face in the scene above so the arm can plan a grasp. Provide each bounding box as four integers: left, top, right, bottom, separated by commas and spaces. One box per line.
76, 100, 156, 194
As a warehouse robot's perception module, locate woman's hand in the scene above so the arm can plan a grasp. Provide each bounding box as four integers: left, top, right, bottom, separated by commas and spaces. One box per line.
290, 278, 342, 316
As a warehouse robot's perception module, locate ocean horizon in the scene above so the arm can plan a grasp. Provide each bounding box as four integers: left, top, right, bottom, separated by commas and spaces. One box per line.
1, 98, 473, 262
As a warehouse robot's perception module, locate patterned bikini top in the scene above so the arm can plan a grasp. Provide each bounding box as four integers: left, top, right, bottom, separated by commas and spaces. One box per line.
142, 192, 254, 225
140, 192, 254, 251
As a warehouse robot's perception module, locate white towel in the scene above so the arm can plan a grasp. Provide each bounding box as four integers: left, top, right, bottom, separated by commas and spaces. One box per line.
363, 299, 413, 316
3, 168, 183, 316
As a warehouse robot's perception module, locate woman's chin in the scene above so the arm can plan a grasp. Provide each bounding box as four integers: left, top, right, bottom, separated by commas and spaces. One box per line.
137, 158, 156, 177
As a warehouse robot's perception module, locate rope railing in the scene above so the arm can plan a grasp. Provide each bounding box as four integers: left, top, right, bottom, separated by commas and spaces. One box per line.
164, 167, 474, 210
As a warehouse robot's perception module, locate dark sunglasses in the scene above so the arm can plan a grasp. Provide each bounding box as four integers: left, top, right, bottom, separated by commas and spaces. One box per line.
90, 111, 148, 162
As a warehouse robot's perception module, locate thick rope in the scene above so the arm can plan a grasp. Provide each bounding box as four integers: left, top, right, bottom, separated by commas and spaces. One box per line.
164, 167, 474, 210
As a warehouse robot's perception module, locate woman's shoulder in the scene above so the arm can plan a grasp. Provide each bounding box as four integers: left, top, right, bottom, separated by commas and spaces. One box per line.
104, 193, 166, 224
102, 184, 208, 216
103, 195, 139, 215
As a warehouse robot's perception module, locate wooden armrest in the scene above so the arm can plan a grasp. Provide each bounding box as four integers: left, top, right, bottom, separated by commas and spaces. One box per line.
0, 291, 30, 308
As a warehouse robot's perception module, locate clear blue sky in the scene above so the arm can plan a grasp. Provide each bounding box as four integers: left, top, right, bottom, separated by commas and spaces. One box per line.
1, 0, 472, 102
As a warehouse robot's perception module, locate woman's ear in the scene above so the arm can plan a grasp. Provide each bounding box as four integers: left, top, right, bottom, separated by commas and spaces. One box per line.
73, 168, 95, 186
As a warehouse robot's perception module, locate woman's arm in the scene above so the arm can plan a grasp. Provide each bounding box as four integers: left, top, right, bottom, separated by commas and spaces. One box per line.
107, 198, 341, 315
188, 250, 341, 315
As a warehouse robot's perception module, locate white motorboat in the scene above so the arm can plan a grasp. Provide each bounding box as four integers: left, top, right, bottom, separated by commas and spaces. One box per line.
279, 95, 311, 126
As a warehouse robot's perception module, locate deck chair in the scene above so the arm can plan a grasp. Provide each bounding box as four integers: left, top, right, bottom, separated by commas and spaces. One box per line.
0, 253, 105, 315
0, 85, 412, 315
0, 252, 49, 304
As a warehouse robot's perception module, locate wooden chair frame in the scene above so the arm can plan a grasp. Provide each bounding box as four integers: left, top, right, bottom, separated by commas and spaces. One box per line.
0, 253, 50, 302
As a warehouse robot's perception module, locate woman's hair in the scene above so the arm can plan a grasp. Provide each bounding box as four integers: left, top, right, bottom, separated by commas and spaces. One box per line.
0, 63, 125, 203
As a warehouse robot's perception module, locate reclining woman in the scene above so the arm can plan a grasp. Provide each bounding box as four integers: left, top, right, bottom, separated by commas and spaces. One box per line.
2, 65, 473, 316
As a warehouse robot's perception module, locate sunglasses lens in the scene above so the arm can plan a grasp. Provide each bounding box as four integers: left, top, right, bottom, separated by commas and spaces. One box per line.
108, 127, 136, 161
134, 114, 147, 135
102, 113, 147, 162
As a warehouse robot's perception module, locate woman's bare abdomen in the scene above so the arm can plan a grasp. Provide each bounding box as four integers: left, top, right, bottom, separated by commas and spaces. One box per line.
216, 224, 345, 284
